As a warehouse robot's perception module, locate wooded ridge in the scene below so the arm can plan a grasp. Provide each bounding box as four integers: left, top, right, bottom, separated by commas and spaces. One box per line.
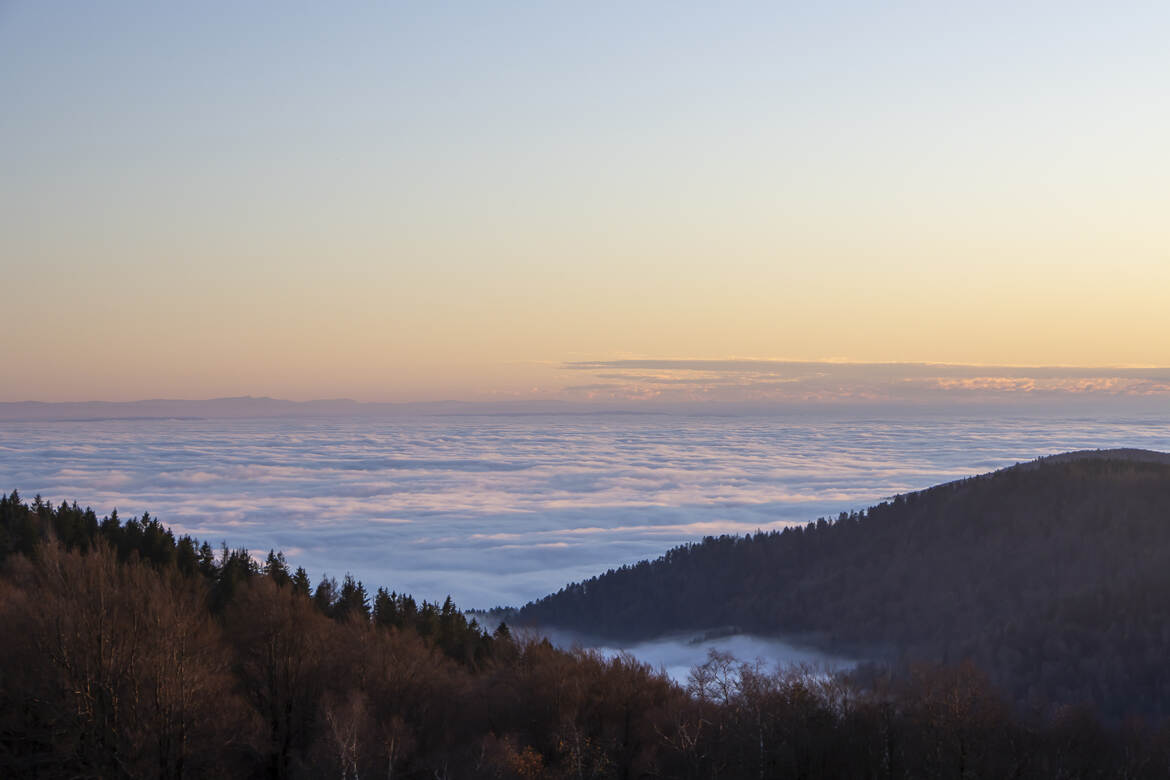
519, 450, 1170, 721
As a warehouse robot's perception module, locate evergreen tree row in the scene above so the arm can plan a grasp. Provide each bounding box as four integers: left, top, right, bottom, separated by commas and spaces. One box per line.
0, 490, 503, 665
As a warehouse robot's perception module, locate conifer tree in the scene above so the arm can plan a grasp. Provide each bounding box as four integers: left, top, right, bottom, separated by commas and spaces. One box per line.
264, 549, 291, 587
197, 540, 217, 578
373, 587, 398, 628
334, 574, 370, 622
313, 575, 339, 615
291, 566, 312, 598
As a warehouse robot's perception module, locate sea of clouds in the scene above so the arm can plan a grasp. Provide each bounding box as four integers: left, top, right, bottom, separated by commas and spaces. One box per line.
3, 413, 1169, 613
5, 412, 1170, 676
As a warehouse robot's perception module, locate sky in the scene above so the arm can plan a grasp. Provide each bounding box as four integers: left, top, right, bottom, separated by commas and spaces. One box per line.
2, 1, 1168, 404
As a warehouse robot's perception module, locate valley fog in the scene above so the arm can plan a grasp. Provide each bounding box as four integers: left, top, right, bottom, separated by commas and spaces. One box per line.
516, 626, 860, 684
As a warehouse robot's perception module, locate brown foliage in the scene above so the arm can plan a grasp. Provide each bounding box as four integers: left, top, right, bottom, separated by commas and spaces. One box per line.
0, 541, 255, 778
4, 517, 1170, 778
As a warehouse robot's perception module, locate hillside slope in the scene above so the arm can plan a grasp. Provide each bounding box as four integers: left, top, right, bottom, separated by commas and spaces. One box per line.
518, 450, 1170, 718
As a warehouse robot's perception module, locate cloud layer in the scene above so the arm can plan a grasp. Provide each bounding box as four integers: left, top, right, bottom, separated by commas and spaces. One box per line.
2, 414, 1169, 608
560, 360, 1170, 405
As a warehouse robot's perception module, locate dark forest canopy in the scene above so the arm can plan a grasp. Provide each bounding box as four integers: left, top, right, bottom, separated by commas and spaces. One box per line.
518, 449, 1170, 721
0, 490, 497, 661
5, 451, 1170, 778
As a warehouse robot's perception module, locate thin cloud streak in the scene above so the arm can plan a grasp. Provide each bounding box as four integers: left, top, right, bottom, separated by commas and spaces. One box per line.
559, 360, 1170, 404
564, 360, 1170, 377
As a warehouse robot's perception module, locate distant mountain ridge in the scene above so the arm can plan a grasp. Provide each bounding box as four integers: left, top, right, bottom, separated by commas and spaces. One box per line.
0, 397, 615, 421
519, 449, 1170, 719
8, 397, 1170, 421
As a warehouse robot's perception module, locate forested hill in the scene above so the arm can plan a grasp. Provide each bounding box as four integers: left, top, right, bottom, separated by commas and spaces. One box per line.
518, 449, 1170, 719
10, 473, 1170, 776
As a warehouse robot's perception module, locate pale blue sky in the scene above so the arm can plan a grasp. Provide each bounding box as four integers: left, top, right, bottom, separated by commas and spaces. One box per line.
2, 2, 1168, 401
